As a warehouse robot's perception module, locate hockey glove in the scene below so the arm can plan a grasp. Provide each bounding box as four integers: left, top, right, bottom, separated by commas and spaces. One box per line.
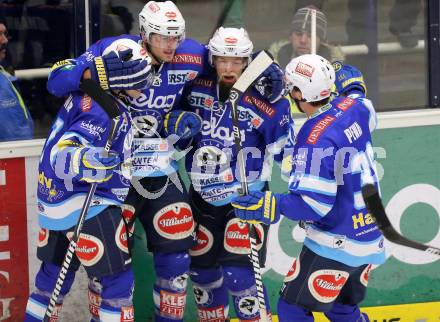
57, 146, 120, 183
164, 110, 202, 140
89, 48, 153, 91
332, 61, 367, 97
232, 191, 281, 225
254, 61, 285, 104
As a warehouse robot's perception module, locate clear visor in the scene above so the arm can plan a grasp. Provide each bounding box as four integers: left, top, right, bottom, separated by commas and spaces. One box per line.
213, 56, 247, 69
283, 76, 295, 96
148, 34, 184, 50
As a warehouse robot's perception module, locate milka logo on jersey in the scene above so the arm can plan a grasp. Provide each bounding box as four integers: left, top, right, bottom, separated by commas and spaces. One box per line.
80, 120, 106, 140
132, 89, 176, 110
344, 122, 363, 143
167, 70, 197, 85
201, 120, 245, 142
243, 95, 275, 117
189, 92, 215, 109
295, 62, 315, 78
171, 54, 202, 66
306, 115, 336, 145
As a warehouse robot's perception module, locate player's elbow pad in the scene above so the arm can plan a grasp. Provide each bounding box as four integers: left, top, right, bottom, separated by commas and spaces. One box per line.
47, 61, 88, 97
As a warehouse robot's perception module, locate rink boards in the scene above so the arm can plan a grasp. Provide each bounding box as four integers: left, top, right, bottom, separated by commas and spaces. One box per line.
0, 110, 440, 321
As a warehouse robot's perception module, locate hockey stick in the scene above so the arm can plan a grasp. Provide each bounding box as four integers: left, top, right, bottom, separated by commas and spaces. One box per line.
362, 184, 440, 257
43, 79, 121, 321
229, 50, 274, 321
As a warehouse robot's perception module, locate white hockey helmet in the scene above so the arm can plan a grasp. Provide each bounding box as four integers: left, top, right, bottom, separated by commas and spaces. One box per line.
139, 1, 185, 43
208, 27, 253, 66
284, 54, 335, 102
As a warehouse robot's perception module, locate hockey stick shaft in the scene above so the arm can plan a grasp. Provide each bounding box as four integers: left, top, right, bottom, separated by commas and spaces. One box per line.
229, 51, 273, 321
43, 80, 120, 321
362, 184, 440, 257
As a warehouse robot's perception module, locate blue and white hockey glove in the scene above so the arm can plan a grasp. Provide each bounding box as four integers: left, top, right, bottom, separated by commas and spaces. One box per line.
58, 146, 120, 183
332, 61, 367, 97
232, 191, 281, 225
254, 60, 285, 104
89, 48, 153, 91
164, 110, 202, 140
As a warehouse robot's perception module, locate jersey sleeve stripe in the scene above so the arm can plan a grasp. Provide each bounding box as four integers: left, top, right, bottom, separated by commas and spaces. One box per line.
292, 174, 337, 196
301, 195, 333, 217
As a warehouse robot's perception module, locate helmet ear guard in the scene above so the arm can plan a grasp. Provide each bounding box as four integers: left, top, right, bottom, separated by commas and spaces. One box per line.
208, 27, 253, 66
284, 54, 335, 102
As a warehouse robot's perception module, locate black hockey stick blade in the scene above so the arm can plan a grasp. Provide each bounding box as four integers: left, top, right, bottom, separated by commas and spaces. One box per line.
362, 184, 440, 256
79, 78, 120, 119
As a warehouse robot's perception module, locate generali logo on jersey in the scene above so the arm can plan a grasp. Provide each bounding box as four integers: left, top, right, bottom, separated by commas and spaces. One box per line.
243, 95, 275, 118
171, 54, 202, 66
153, 203, 195, 239
306, 115, 336, 145
81, 94, 92, 112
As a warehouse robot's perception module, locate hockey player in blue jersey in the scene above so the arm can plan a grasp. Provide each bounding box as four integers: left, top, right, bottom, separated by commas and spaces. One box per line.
167, 27, 291, 321
232, 54, 385, 322
24, 39, 154, 321
44, 1, 285, 320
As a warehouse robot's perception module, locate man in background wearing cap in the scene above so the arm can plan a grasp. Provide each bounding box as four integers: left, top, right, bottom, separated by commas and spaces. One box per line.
268, 7, 343, 70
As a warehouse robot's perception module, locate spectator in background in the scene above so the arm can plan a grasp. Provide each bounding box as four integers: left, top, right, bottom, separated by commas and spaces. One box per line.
0, 20, 33, 141
268, 7, 344, 70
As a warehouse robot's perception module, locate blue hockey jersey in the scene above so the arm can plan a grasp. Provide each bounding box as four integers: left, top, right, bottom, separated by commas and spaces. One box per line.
37, 93, 133, 230
47, 35, 206, 177
280, 96, 385, 267
182, 74, 291, 206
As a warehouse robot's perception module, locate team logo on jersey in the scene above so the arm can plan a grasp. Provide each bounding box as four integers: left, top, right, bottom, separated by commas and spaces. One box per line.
37, 228, 49, 247
189, 225, 214, 256
197, 306, 226, 321
306, 115, 336, 145
224, 218, 264, 255
195, 145, 228, 167
295, 62, 314, 78
360, 264, 372, 287
284, 258, 300, 282
153, 203, 195, 240
152, 75, 162, 86
81, 94, 92, 112
235, 295, 259, 318
170, 273, 189, 291
193, 286, 213, 306
67, 232, 104, 266
308, 269, 349, 303
132, 115, 159, 138
115, 205, 136, 253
